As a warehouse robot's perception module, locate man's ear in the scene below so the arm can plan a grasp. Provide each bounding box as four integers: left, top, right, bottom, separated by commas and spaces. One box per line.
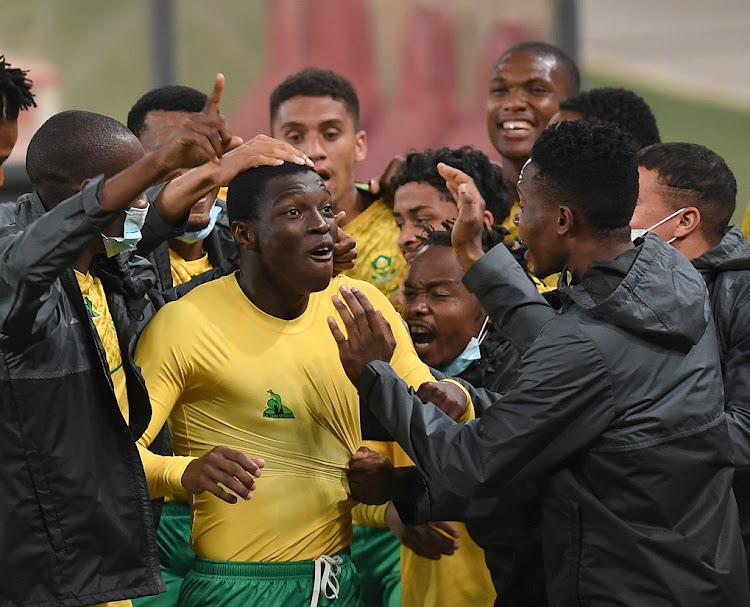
354, 130, 367, 163
674, 206, 701, 239
558, 205, 573, 236
231, 220, 259, 251
482, 209, 495, 229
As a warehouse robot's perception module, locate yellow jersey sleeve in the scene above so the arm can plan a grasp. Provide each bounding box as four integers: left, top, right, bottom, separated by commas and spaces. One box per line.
134, 300, 197, 498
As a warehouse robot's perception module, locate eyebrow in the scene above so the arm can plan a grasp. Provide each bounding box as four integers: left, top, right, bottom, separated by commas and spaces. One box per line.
395, 205, 435, 218
279, 118, 345, 131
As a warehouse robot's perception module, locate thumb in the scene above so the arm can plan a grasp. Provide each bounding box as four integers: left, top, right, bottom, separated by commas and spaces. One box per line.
351, 446, 374, 460
457, 183, 474, 207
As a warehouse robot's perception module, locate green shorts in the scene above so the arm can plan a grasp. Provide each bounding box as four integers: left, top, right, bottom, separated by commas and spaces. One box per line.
133, 501, 195, 607
351, 525, 401, 607
178, 550, 361, 607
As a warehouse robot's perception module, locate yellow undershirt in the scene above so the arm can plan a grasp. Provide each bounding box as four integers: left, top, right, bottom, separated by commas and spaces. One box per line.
134, 273, 436, 562
76, 271, 135, 607
169, 248, 213, 287
341, 193, 407, 302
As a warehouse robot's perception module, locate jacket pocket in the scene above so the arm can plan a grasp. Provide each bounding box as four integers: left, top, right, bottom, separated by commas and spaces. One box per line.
567, 501, 582, 605
26, 449, 67, 553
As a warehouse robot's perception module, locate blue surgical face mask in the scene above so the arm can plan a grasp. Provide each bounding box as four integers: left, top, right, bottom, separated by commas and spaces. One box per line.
175, 201, 221, 244
102, 204, 149, 258
438, 316, 490, 377
631, 207, 685, 243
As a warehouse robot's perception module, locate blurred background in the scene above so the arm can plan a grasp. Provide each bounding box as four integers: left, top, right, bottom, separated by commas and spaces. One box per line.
2, 0, 749, 220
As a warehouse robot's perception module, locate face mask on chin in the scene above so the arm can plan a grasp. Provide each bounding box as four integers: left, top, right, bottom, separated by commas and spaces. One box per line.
631, 207, 686, 244
175, 201, 221, 244
438, 316, 490, 377
101, 204, 149, 258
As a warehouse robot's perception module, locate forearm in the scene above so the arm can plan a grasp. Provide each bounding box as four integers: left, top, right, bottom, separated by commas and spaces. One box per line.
137, 444, 196, 499
352, 502, 389, 528
463, 243, 554, 353
151, 161, 224, 224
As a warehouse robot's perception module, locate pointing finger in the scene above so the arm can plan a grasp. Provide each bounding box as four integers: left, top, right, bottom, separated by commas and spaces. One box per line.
203, 73, 225, 115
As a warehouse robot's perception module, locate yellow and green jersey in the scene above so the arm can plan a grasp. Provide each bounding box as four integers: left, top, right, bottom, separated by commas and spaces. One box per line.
134, 273, 435, 563
341, 188, 406, 302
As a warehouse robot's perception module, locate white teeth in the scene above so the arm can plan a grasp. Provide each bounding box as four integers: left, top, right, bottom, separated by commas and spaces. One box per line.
504, 120, 532, 130
410, 326, 431, 334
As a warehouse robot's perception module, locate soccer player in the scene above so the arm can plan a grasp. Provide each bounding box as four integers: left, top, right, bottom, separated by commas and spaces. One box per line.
0, 75, 305, 606
133, 162, 467, 606
270, 68, 406, 301
333, 122, 748, 605
127, 85, 238, 290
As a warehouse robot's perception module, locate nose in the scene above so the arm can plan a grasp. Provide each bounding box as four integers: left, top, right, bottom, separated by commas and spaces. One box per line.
302, 133, 327, 162
397, 223, 420, 256
307, 208, 331, 234
128, 192, 149, 211
404, 292, 430, 317
502, 88, 528, 112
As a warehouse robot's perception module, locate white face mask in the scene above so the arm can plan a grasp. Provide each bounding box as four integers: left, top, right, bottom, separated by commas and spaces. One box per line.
101, 204, 149, 258
631, 207, 686, 244
438, 316, 490, 377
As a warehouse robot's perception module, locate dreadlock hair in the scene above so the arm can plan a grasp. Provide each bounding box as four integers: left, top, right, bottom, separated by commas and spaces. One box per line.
0, 55, 36, 121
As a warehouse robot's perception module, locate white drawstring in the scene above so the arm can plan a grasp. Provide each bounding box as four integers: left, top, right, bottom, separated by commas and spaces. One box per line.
310, 554, 343, 607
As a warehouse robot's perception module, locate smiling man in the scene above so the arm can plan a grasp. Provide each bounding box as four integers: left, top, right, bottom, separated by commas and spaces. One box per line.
133, 162, 448, 607
332, 121, 748, 606
270, 68, 406, 301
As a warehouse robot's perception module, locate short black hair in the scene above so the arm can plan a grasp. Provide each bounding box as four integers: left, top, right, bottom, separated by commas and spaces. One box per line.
0, 55, 36, 120
424, 226, 507, 254
530, 121, 639, 236
227, 162, 319, 224
559, 87, 660, 150
391, 146, 514, 224
269, 68, 360, 131
638, 142, 736, 244
494, 41, 580, 94
26, 110, 139, 206
127, 85, 207, 137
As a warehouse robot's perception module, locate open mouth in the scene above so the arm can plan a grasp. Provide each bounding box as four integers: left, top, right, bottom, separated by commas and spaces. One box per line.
408, 323, 436, 354
308, 242, 334, 262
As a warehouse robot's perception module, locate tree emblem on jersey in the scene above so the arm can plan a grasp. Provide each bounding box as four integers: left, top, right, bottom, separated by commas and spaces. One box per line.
370, 254, 396, 285
263, 390, 295, 419
84, 297, 100, 317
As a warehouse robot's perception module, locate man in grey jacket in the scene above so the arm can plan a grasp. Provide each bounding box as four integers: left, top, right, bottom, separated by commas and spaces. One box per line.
632, 141, 750, 578
330, 122, 749, 605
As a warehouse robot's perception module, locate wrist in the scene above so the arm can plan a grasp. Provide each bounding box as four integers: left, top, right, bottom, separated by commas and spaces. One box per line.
455, 245, 484, 272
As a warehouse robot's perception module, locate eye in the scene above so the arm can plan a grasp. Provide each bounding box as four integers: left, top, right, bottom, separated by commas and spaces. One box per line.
285, 132, 303, 144
530, 87, 549, 95
429, 289, 452, 299
324, 130, 340, 141
322, 203, 334, 215
285, 208, 300, 217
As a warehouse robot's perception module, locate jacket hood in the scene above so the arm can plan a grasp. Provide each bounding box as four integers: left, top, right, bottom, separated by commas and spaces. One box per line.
561, 233, 711, 348
691, 226, 750, 275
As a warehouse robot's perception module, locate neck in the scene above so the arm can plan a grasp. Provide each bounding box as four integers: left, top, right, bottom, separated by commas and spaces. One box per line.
675, 234, 714, 260
73, 239, 102, 274
501, 157, 526, 195
169, 238, 205, 261
566, 237, 635, 284
236, 257, 310, 320
335, 184, 368, 226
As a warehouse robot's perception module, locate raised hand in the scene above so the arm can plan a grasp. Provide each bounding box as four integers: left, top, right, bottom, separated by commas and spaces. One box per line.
328, 285, 396, 384
181, 445, 265, 504
437, 162, 487, 271
215, 134, 313, 184
153, 73, 244, 175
